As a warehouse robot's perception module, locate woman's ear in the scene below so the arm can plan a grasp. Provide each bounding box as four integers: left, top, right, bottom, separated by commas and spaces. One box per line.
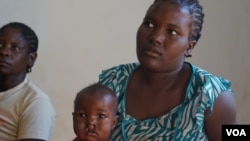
28, 52, 37, 67
185, 40, 196, 57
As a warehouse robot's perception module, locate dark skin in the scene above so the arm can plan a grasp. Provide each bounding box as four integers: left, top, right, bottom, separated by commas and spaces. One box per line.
0, 27, 43, 141
0, 27, 37, 91
125, 1, 236, 141
73, 92, 118, 141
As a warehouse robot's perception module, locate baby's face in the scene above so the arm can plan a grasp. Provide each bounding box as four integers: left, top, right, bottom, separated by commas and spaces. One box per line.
73, 92, 118, 141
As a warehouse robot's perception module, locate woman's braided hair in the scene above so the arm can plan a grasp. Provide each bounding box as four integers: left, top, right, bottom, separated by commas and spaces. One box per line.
150, 0, 204, 42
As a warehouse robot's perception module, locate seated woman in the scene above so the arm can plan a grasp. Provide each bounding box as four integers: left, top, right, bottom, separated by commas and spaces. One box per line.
0, 22, 55, 141
98, 0, 237, 140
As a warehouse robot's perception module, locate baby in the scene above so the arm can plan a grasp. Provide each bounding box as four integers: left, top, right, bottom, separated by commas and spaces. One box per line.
72, 82, 119, 141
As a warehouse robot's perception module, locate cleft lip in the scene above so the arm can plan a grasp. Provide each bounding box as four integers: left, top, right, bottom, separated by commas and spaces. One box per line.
85, 128, 98, 137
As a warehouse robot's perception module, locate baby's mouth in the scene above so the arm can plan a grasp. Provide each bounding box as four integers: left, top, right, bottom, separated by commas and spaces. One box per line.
86, 128, 98, 136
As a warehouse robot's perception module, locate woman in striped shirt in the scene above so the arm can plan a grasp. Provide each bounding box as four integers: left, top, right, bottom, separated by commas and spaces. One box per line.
99, 0, 237, 140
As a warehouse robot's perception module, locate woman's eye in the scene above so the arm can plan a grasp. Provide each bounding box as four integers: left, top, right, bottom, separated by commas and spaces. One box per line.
0, 42, 4, 48
167, 29, 177, 35
11, 45, 21, 51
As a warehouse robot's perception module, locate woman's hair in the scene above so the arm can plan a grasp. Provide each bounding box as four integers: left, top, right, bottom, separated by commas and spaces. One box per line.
0, 22, 39, 73
149, 0, 204, 42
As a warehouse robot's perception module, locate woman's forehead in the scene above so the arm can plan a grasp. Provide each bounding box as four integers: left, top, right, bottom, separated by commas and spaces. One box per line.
146, 1, 192, 28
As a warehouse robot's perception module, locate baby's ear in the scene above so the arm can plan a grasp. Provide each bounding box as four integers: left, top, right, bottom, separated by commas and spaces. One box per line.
112, 113, 119, 129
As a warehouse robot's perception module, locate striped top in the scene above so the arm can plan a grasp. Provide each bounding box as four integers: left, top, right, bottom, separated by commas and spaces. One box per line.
99, 62, 232, 141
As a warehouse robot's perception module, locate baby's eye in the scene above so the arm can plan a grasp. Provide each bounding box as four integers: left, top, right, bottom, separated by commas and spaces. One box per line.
167, 29, 177, 35
79, 113, 86, 118
97, 114, 106, 119
144, 21, 154, 28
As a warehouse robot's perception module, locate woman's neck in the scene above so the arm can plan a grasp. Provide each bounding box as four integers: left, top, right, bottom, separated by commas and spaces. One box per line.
0, 74, 26, 92
138, 64, 185, 90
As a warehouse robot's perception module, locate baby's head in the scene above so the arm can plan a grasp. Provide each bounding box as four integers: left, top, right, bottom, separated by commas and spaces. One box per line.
73, 82, 118, 141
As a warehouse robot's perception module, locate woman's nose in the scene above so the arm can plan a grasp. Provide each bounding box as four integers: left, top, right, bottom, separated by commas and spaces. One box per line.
149, 28, 165, 45
0, 45, 10, 56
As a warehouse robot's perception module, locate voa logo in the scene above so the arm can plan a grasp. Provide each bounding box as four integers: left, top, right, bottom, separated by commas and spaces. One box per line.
226, 129, 246, 136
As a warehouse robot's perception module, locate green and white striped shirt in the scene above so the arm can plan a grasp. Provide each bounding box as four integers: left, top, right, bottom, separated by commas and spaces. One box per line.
99, 62, 232, 141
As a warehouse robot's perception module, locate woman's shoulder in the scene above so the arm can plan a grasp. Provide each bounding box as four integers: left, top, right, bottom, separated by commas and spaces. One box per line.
188, 63, 233, 107
99, 63, 139, 80
99, 62, 139, 97
190, 63, 231, 90
101, 62, 139, 73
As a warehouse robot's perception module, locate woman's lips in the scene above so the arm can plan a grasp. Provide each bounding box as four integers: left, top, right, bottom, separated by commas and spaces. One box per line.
144, 49, 161, 57
0, 60, 11, 67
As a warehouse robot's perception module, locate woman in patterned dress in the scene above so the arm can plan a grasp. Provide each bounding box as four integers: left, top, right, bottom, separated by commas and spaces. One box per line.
99, 0, 237, 140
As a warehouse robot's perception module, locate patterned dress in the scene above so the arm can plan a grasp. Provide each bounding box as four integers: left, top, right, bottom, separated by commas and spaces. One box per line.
99, 62, 232, 141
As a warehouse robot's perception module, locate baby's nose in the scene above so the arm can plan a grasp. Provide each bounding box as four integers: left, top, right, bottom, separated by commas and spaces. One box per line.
86, 118, 96, 129
87, 123, 95, 129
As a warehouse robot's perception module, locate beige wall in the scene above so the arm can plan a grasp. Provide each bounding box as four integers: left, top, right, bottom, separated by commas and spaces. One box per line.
0, 0, 249, 140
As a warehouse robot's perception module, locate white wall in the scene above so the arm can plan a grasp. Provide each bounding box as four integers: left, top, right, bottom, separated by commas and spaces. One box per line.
0, 0, 249, 140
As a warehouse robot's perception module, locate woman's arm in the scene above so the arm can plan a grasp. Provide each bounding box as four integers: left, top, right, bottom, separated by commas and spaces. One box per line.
204, 91, 237, 141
